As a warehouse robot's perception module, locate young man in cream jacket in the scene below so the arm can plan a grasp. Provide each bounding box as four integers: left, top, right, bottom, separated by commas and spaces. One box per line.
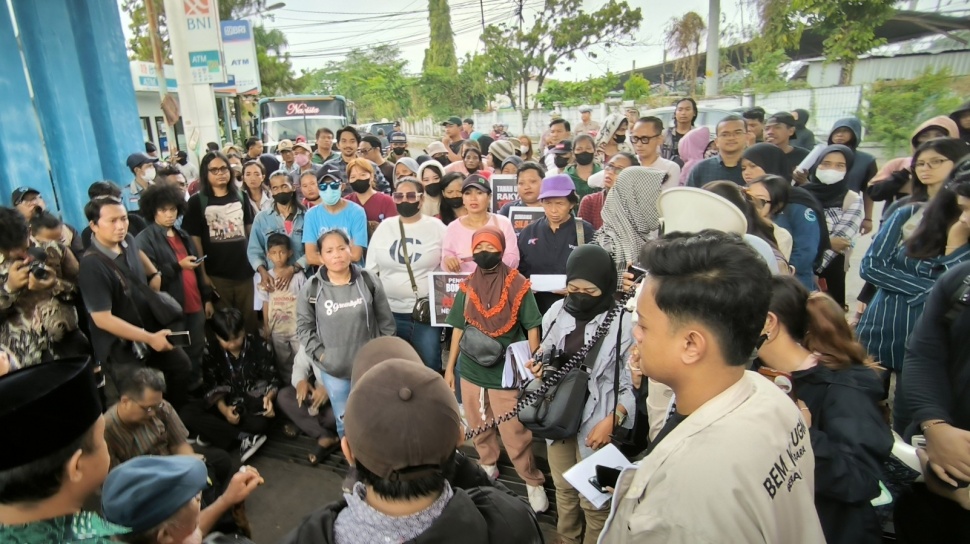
600, 231, 825, 544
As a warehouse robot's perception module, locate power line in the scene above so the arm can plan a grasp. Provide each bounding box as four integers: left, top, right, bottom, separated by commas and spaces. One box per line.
285, 11, 514, 60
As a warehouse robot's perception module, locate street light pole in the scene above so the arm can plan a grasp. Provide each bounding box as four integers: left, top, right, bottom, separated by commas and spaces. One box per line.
705, 0, 720, 96
145, 0, 178, 154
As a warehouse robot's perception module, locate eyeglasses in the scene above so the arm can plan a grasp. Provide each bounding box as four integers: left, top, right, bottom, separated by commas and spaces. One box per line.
135, 401, 163, 414
392, 191, 423, 203
208, 166, 231, 175
630, 134, 661, 145
357, 147, 374, 155
605, 164, 626, 173
914, 157, 952, 170
717, 130, 746, 139
319, 181, 341, 191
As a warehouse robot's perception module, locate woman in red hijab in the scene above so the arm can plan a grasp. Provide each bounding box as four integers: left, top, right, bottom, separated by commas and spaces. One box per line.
444, 225, 548, 513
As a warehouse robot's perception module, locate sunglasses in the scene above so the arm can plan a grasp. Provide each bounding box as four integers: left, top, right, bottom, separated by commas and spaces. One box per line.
318, 181, 342, 191
392, 191, 423, 203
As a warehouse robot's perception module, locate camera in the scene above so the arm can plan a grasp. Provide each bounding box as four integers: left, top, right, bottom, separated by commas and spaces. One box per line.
25, 247, 49, 280
541, 346, 563, 374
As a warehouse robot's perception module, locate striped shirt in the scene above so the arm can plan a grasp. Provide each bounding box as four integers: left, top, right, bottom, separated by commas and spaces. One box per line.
856, 204, 970, 370
104, 400, 189, 468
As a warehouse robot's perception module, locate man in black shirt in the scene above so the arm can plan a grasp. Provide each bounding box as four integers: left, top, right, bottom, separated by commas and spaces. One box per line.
80, 181, 148, 248
78, 196, 191, 409
764, 112, 810, 179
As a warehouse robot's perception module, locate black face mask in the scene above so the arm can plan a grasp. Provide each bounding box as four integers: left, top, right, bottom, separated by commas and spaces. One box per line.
563, 293, 603, 320
575, 152, 594, 166
554, 156, 570, 169
273, 191, 295, 205
444, 196, 464, 209
396, 202, 421, 218
433, 154, 450, 166
614, 135, 626, 144
473, 251, 502, 270
349, 180, 371, 194
425, 183, 442, 198
393, 147, 406, 156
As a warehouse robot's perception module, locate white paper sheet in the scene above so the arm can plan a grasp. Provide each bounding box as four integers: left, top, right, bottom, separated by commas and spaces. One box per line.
530, 274, 567, 292
502, 340, 535, 387
562, 444, 635, 509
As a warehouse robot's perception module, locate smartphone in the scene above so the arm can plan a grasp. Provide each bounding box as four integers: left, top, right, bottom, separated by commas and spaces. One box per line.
167, 331, 191, 348
596, 465, 622, 489
627, 264, 647, 283
194, 255, 207, 263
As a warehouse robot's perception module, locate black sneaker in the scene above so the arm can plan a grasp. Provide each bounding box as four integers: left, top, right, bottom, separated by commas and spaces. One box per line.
240, 434, 267, 462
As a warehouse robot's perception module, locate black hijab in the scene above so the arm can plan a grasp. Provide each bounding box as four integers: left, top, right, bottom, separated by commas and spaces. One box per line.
805, 144, 855, 209
742, 143, 790, 181
563, 245, 616, 321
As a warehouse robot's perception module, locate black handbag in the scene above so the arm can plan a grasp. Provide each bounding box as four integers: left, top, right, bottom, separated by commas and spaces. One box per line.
398, 219, 432, 324
92, 251, 183, 328
459, 326, 506, 368
518, 315, 618, 441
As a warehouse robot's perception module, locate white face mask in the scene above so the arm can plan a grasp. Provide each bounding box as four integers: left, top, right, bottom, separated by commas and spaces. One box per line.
815, 168, 845, 185
520, 145, 529, 155
142, 167, 156, 182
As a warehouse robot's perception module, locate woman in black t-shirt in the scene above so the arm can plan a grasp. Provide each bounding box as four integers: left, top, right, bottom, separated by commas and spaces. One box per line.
182, 152, 257, 333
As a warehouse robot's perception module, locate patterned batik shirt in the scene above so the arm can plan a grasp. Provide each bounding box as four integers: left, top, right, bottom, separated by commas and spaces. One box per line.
0, 512, 129, 543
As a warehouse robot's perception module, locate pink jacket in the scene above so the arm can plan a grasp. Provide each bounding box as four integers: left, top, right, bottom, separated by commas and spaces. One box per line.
677, 126, 711, 184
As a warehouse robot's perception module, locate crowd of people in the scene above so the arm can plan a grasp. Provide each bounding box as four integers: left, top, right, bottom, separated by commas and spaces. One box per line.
1, 99, 970, 543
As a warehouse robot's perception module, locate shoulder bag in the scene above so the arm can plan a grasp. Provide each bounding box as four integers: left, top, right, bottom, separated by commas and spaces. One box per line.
518, 313, 620, 441
91, 251, 182, 329
458, 325, 506, 368
398, 219, 432, 324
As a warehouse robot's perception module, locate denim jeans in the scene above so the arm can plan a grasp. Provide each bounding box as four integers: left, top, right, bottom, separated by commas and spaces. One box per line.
315, 367, 352, 437
393, 312, 442, 372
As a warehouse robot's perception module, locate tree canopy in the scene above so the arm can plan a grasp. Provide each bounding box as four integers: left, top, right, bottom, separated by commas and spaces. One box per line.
476, 0, 642, 108
751, 0, 896, 84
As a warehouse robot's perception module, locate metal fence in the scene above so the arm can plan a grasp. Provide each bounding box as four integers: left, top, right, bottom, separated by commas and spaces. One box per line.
403, 85, 865, 143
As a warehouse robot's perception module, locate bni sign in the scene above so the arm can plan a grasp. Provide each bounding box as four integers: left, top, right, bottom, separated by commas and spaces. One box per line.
181, 0, 225, 84
214, 20, 261, 95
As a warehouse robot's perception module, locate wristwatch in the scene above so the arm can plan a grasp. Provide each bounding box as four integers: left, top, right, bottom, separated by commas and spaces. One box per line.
614, 410, 628, 427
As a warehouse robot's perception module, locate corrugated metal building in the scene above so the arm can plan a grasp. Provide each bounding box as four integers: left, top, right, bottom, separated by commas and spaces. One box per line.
804, 32, 970, 87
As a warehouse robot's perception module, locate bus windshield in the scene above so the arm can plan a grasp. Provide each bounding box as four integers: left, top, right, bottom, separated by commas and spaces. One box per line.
259, 98, 347, 146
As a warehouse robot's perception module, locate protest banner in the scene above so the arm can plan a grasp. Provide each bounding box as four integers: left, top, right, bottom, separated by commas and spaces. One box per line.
508, 206, 545, 234
428, 272, 470, 327
490, 174, 518, 212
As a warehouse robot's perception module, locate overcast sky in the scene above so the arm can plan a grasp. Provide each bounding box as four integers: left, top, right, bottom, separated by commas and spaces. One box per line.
119, 0, 970, 82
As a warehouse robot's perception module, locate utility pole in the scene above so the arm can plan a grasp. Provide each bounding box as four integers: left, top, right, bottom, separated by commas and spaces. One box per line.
145, 0, 178, 154
517, 0, 524, 109
705, 0, 720, 96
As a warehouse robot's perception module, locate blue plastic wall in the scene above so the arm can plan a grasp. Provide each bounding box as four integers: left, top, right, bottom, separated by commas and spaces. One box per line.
4, 0, 143, 229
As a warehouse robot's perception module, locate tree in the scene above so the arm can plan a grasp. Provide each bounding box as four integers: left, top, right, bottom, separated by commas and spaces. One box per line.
533, 73, 621, 108
422, 0, 458, 72
123, 0, 170, 63
665, 11, 705, 95
863, 68, 962, 155
479, 0, 642, 109
255, 26, 299, 96
623, 73, 650, 101
752, 0, 896, 84
301, 46, 413, 120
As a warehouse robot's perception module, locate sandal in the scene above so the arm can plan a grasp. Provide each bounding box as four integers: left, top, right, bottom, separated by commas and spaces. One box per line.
307, 439, 340, 466
283, 423, 299, 438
